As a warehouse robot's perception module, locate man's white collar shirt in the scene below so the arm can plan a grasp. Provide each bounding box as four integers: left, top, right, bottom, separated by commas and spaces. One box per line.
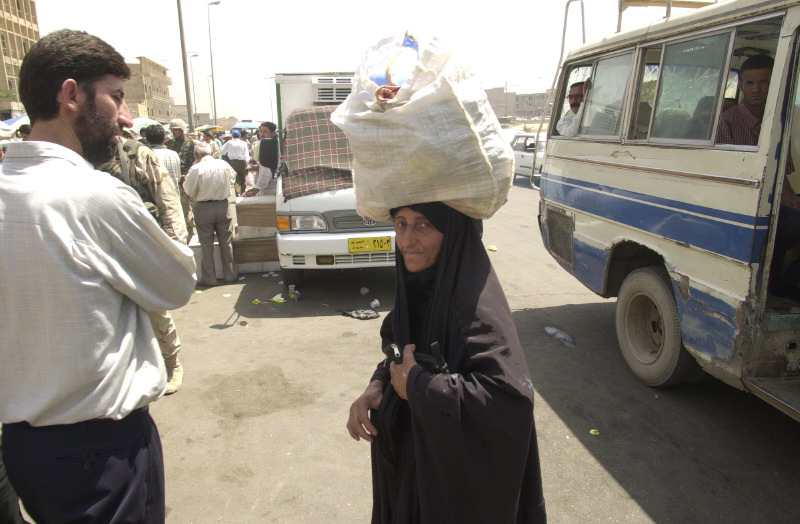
0, 141, 197, 426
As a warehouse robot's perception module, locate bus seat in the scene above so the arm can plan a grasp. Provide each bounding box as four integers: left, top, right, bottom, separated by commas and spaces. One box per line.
652, 108, 690, 139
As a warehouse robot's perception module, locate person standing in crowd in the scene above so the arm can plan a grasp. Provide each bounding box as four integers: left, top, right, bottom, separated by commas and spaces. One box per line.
119, 132, 186, 243
183, 143, 238, 286
244, 121, 279, 197
215, 130, 224, 157
16, 124, 31, 141
101, 126, 189, 396
203, 131, 221, 159
0, 29, 196, 522
166, 118, 196, 240
147, 124, 182, 190
347, 202, 547, 523
221, 129, 250, 195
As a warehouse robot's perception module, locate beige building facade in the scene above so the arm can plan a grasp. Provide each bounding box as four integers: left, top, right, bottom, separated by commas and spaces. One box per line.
485, 87, 551, 121
0, 0, 39, 120
124, 56, 174, 123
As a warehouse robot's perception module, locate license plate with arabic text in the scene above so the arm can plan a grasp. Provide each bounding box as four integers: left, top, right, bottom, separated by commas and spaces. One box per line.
349, 236, 392, 253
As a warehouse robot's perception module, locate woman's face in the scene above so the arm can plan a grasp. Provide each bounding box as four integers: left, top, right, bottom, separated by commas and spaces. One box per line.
393, 207, 445, 273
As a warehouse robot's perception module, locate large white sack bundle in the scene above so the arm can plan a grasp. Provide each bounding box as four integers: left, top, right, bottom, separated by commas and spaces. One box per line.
331, 33, 513, 223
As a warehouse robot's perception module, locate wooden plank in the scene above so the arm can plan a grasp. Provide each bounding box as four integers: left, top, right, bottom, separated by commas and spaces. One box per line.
232, 237, 278, 264
236, 203, 276, 227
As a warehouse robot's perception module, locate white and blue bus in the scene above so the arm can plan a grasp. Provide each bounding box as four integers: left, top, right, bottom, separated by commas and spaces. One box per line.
538, 0, 800, 421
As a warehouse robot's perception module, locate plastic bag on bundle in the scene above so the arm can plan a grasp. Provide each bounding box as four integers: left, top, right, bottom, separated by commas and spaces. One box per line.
331, 32, 513, 223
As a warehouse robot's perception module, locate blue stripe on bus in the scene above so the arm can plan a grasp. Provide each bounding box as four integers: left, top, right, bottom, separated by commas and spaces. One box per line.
542, 174, 769, 262
546, 172, 770, 226
572, 239, 738, 360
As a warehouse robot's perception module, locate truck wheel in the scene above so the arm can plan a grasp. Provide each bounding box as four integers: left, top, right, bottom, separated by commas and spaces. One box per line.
615, 266, 700, 387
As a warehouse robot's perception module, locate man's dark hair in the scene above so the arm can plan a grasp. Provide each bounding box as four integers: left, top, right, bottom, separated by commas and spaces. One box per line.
144, 124, 166, 145
741, 54, 774, 73
569, 82, 584, 90
261, 121, 276, 133
18, 124, 31, 135
19, 29, 130, 125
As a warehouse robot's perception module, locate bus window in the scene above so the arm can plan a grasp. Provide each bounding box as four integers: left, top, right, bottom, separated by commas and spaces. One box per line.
553, 65, 591, 137
630, 46, 662, 140
714, 17, 783, 144
579, 52, 633, 137
651, 32, 731, 141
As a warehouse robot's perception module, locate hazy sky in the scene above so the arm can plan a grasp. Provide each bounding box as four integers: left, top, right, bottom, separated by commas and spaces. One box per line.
33, 0, 701, 122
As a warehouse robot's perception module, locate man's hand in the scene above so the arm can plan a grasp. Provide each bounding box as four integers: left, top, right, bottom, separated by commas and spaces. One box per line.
346, 380, 384, 442
390, 344, 417, 400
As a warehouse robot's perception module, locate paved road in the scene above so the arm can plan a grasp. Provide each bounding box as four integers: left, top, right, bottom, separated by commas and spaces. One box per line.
153, 177, 800, 523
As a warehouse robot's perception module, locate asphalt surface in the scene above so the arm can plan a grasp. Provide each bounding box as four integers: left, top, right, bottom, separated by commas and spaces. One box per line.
130, 177, 800, 522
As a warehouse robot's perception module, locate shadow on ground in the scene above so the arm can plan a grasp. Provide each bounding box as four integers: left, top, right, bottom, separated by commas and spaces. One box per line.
515, 302, 800, 523
187, 267, 396, 328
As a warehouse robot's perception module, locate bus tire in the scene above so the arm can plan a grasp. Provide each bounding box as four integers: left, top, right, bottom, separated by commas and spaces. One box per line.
615, 266, 700, 387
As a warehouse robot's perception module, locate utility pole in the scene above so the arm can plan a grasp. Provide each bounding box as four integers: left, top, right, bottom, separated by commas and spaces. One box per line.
176, 0, 195, 130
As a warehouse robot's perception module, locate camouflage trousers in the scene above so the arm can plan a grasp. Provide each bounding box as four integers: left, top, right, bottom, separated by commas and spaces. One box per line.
180, 185, 195, 242
148, 310, 181, 359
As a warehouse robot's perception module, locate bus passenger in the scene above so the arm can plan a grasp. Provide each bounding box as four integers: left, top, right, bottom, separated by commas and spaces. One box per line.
557, 80, 590, 137
717, 54, 800, 300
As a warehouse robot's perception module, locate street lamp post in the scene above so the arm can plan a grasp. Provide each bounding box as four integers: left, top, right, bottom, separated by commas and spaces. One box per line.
176, 0, 195, 130
189, 53, 199, 125
208, 0, 220, 125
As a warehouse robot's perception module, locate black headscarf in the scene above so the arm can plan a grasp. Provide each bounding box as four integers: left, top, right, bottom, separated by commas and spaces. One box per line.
369, 202, 546, 523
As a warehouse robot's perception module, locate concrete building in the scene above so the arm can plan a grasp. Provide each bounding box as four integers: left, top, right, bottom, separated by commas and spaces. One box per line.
0, 0, 39, 120
486, 87, 551, 122
516, 92, 550, 119
124, 56, 174, 123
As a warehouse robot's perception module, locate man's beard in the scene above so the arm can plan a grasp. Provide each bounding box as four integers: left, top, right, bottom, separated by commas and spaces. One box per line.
76, 97, 119, 168
570, 103, 580, 112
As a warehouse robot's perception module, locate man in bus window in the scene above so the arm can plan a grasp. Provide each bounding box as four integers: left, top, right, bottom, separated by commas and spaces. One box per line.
557, 80, 590, 137
717, 55, 774, 145
717, 54, 800, 300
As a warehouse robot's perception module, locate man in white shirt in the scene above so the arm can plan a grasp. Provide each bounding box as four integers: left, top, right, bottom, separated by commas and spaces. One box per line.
556, 80, 590, 137
0, 29, 196, 522
221, 129, 251, 195
184, 143, 238, 286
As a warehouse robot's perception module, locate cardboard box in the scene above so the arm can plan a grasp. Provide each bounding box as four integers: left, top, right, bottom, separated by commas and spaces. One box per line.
233, 236, 278, 264
235, 195, 276, 227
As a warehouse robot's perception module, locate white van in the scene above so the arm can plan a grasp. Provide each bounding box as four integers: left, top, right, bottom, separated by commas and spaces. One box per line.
275, 106, 395, 285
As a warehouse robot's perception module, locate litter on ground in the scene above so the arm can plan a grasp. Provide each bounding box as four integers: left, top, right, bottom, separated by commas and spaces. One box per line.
544, 326, 575, 347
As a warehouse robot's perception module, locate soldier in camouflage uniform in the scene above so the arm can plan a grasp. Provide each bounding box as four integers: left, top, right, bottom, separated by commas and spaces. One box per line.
166, 118, 196, 242
98, 137, 189, 395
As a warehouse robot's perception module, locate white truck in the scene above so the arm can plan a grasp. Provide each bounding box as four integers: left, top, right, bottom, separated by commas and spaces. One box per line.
274, 73, 354, 131
271, 76, 396, 287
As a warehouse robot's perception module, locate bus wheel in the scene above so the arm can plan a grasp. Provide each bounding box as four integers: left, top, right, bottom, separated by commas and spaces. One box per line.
615, 266, 699, 387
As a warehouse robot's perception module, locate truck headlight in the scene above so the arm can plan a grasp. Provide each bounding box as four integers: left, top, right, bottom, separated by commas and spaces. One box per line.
290, 215, 327, 231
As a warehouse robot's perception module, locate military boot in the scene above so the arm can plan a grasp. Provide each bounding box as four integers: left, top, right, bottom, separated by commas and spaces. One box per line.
164, 354, 184, 395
